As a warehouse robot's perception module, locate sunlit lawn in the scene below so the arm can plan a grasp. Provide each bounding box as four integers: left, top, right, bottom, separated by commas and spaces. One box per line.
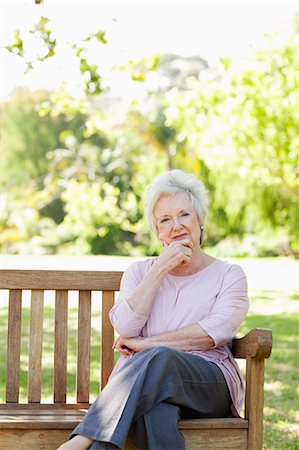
0, 258, 298, 449
238, 290, 299, 449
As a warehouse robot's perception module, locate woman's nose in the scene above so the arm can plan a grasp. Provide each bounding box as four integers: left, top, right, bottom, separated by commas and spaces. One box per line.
172, 218, 182, 230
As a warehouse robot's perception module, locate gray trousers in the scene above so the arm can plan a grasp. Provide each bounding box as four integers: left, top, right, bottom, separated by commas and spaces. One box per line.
71, 346, 231, 450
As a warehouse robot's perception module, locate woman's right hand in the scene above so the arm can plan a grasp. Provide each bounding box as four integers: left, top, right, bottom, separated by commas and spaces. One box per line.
156, 237, 194, 273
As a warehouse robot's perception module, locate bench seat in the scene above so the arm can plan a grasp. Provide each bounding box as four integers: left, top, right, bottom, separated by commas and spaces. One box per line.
0, 404, 249, 449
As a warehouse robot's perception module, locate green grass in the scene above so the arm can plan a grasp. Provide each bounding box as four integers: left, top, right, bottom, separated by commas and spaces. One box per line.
238, 290, 299, 450
0, 284, 298, 449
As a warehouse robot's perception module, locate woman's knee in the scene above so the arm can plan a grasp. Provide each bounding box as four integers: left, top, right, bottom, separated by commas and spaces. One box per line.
146, 345, 179, 363
133, 346, 179, 367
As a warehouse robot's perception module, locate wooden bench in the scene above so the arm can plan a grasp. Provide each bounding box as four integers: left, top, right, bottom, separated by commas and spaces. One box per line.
0, 269, 272, 450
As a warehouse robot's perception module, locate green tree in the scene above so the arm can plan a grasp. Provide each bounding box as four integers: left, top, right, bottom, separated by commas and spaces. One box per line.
1, 88, 90, 188
161, 25, 298, 255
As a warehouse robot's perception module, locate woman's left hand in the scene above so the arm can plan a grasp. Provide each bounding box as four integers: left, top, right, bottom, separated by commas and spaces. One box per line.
113, 336, 149, 355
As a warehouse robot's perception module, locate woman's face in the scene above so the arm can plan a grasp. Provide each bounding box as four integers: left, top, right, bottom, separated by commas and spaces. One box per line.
154, 192, 201, 247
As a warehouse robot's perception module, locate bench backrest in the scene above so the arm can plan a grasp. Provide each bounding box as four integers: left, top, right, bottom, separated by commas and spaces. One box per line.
0, 270, 122, 405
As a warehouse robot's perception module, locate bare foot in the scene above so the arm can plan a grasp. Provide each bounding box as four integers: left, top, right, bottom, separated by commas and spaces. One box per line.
57, 435, 94, 450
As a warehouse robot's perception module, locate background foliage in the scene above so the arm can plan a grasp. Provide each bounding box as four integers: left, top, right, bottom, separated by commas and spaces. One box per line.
1, 14, 298, 257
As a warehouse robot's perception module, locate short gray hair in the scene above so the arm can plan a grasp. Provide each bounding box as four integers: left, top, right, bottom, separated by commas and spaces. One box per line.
145, 169, 209, 235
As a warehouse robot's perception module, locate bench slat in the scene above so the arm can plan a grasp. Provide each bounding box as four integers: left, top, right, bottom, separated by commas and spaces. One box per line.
181, 428, 247, 450
0, 407, 86, 429
6, 289, 22, 403
54, 290, 68, 403
0, 403, 90, 410
0, 270, 122, 291
101, 291, 115, 389
76, 291, 91, 403
28, 290, 44, 403
0, 406, 248, 429
179, 418, 248, 429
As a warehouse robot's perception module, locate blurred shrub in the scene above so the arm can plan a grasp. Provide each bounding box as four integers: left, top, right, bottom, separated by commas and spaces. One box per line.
205, 231, 294, 258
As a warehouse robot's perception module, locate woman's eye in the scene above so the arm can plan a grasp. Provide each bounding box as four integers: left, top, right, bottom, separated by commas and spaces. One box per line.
160, 218, 169, 223
182, 213, 189, 217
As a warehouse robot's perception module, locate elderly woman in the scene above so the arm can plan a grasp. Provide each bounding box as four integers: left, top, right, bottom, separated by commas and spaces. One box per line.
58, 169, 249, 450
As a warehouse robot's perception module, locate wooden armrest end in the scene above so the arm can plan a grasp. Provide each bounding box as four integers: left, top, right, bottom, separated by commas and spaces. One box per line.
232, 328, 272, 360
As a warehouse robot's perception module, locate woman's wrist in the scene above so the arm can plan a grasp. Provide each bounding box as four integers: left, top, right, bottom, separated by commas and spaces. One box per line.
152, 258, 170, 278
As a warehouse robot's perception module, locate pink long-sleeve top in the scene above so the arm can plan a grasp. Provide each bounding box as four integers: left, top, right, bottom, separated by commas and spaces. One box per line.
109, 258, 249, 415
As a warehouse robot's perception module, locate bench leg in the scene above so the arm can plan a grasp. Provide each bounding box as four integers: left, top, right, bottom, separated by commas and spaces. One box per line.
245, 357, 265, 450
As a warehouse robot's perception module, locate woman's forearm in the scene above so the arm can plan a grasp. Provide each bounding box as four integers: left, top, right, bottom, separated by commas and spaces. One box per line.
145, 323, 214, 351
117, 324, 214, 354
109, 260, 170, 338
125, 261, 167, 317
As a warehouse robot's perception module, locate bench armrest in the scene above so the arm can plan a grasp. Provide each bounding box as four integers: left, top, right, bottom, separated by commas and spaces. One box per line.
232, 328, 272, 360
